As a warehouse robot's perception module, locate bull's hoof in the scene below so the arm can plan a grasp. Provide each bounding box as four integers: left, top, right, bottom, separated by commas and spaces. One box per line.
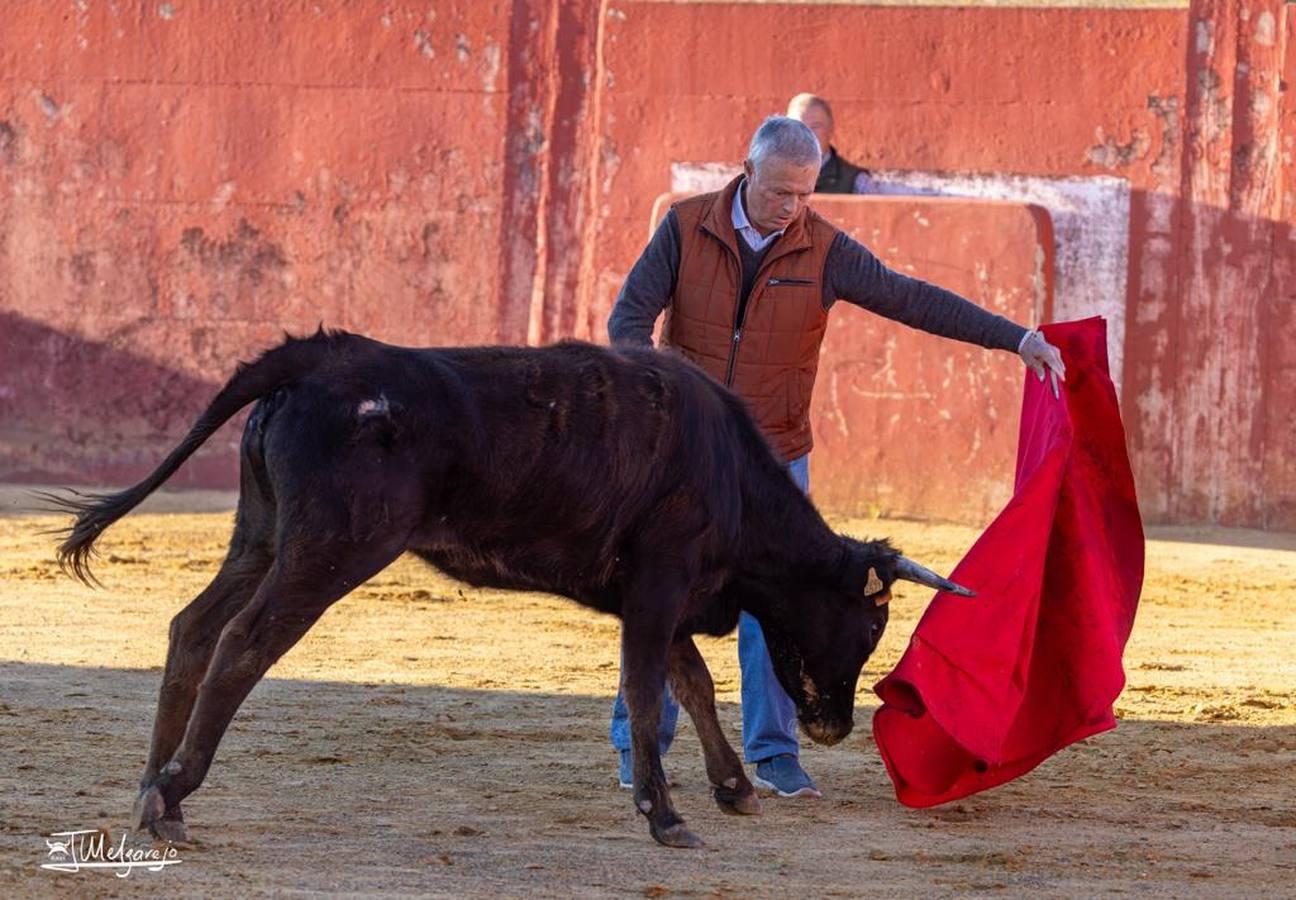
131, 785, 166, 834
713, 783, 762, 816
650, 822, 705, 849
152, 808, 190, 843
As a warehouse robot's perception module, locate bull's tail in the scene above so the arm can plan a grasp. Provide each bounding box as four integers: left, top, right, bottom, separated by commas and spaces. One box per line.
38, 327, 351, 585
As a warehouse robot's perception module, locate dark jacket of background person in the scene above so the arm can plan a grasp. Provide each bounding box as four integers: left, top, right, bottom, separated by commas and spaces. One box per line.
608, 175, 1027, 461
815, 146, 866, 194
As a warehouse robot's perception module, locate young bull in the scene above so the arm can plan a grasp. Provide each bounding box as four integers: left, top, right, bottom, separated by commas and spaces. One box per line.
45, 330, 972, 849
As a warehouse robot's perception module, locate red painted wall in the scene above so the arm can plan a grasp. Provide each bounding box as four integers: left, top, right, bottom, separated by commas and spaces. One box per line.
574, 2, 1184, 327
1, 1, 517, 482
1, 1, 1292, 529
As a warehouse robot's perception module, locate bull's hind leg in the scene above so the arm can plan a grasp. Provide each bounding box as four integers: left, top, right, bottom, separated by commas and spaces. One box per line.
137, 550, 271, 840
134, 478, 276, 841
133, 536, 404, 837
667, 637, 762, 817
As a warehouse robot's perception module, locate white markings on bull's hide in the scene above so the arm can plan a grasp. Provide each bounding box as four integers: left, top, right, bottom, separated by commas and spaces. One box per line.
671, 163, 1132, 392
723, 777, 738, 790
638, 799, 653, 813
357, 395, 389, 417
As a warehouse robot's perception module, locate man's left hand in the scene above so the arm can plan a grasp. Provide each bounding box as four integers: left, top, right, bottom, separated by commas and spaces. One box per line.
1018, 330, 1066, 399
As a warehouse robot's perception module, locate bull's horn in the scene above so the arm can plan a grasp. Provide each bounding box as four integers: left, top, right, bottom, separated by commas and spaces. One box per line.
895, 557, 976, 597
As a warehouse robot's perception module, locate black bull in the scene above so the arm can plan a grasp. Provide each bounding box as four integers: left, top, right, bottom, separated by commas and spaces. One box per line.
44, 330, 971, 848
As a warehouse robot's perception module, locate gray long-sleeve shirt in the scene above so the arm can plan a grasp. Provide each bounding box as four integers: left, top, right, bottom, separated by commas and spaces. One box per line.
607, 209, 1028, 353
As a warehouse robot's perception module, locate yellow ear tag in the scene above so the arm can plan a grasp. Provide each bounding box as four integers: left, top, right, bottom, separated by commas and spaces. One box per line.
864, 567, 884, 597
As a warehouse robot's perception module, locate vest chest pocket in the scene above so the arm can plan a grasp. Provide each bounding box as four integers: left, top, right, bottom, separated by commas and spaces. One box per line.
764, 278, 820, 314
759, 276, 822, 337
766, 277, 816, 288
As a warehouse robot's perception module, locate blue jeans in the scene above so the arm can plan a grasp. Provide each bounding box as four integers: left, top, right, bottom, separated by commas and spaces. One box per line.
610, 454, 809, 763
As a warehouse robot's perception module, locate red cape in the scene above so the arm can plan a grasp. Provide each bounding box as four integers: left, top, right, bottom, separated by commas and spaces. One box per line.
873, 317, 1144, 807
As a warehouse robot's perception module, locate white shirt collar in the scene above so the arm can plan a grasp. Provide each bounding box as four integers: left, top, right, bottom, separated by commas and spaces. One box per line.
731, 177, 784, 252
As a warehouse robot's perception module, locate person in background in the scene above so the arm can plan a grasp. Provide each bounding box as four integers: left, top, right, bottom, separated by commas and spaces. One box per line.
787, 92, 917, 196
606, 115, 1066, 801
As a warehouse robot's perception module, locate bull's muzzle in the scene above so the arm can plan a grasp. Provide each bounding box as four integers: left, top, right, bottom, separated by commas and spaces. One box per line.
801, 717, 853, 747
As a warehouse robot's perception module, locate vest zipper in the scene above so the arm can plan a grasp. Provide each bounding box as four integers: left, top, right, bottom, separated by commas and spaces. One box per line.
724, 326, 742, 386
719, 236, 745, 387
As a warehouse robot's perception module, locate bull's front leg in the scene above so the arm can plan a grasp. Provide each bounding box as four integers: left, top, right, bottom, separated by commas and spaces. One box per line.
667, 637, 762, 817
620, 592, 702, 848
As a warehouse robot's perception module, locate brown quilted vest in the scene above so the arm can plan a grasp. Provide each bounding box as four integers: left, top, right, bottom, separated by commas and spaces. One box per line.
663, 176, 838, 461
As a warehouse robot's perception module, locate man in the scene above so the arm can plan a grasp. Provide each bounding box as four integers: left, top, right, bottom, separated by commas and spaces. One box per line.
606, 116, 1065, 800
787, 92, 913, 196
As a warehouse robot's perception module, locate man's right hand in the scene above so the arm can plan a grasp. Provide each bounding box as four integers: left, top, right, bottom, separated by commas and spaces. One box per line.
1018, 330, 1066, 399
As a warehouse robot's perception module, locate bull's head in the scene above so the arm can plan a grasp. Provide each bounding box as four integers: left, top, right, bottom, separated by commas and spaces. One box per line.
749, 537, 973, 746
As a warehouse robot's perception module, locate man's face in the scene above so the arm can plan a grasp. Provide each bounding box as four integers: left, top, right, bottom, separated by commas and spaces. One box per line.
793, 106, 833, 160
742, 156, 819, 235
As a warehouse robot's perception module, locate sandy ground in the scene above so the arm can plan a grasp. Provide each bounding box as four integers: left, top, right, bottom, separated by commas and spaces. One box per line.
0, 495, 1293, 897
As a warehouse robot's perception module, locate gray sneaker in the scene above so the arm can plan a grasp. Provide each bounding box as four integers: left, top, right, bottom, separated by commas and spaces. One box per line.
752, 753, 822, 798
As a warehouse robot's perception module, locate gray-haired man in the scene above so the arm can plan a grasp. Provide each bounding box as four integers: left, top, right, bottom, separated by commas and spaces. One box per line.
607, 116, 1064, 799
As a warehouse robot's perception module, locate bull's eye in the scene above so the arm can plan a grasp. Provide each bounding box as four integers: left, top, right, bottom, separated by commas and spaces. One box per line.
869, 620, 883, 643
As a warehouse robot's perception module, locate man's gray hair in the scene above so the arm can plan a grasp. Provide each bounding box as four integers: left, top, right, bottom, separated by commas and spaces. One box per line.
747, 116, 821, 169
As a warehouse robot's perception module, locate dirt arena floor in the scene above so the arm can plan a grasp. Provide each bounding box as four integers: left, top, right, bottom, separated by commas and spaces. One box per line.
1, 492, 1293, 897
